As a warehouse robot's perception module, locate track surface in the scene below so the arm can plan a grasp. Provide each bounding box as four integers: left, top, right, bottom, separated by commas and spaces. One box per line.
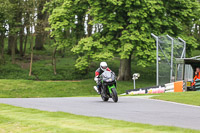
0, 96, 200, 130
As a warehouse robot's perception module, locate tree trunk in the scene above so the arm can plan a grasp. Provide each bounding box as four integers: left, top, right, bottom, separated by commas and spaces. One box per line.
29, 32, 34, 76
23, 26, 29, 56
0, 34, 5, 64
35, 32, 45, 50
87, 14, 92, 37
117, 55, 132, 81
8, 24, 18, 64
76, 13, 85, 44
8, 34, 18, 55
7, 0, 20, 55
19, 25, 24, 57
34, 0, 47, 50
24, 4, 30, 55
52, 47, 57, 75
11, 36, 16, 64
7, 35, 11, 54
7, 23, 18, 62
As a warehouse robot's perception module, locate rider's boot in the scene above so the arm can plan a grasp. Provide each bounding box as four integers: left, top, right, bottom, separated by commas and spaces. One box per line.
93, 86, 100, 94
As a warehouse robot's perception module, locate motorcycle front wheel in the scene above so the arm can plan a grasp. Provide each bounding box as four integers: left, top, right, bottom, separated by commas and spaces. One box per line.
111, 88, 118, 102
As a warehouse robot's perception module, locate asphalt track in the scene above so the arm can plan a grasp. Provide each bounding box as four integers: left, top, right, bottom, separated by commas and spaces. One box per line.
0, 96, 200, 130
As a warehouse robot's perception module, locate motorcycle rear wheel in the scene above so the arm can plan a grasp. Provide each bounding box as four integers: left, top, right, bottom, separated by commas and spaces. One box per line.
101, 94, 109, 101
101, 89, 109, 101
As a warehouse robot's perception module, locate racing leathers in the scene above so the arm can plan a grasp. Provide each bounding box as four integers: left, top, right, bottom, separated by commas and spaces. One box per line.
94, 67, 111, 94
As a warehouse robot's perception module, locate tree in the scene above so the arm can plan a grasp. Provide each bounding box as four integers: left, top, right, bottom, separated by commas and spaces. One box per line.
192, 0, 200, 49
0, 0, 12, 64
72, 0, 200, 80
162, 0, 199, 55
45, 0, 89, 74
46, 0, 88, 44
7, 0, 25, 59
29, 0, 37, 76
34, 0, 49, 50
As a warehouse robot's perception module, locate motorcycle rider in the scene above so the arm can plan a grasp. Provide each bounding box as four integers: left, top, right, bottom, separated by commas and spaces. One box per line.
94, 62, 111, 94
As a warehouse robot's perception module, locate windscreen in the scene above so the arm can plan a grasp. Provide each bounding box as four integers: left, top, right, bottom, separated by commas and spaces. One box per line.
102, 71, 112, 78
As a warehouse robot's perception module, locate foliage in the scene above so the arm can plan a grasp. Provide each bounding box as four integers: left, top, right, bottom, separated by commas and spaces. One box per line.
0, 0, 199, 79
191, 50, 200, 57
45, 0, 89, 51
70, 0, 200, 71
72, 36, 114, 73
0, 0, 11, 35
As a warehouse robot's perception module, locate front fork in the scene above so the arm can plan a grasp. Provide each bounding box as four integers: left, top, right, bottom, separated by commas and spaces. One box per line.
101, 80, 116, 95
108, 85, 116, 94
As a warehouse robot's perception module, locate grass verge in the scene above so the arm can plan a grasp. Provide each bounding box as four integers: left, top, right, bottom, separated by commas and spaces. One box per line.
151, 91, 200, 106
0, 79, 154, 98
0, 104, 199, 133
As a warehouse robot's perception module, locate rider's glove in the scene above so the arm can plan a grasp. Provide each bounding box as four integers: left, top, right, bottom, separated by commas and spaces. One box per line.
111, 71, 115, 76
94, 77, 99, 83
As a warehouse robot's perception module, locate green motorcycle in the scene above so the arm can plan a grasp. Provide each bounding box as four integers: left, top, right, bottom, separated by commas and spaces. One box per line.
100, 71, 118, 102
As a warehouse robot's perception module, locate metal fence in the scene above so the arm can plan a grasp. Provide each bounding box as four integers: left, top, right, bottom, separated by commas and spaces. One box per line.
151, 34, 186, 86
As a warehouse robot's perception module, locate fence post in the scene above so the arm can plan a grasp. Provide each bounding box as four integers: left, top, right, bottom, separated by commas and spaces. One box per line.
167, 35, 174, 82
178, 37, 186, 58
151, 33, 159, 86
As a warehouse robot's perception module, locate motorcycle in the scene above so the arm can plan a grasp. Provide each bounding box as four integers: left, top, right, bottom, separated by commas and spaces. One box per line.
99, 71, 118, 102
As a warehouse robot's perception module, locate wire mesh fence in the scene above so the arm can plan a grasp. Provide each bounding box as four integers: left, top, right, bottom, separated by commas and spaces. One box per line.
152, 34, 186, 85
158, 35, 171, 85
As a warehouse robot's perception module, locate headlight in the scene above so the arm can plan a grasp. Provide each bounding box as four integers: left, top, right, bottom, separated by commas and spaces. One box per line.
106, 78, 113, 82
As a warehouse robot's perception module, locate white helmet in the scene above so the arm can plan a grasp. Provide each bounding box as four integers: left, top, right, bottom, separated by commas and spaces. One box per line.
100, 62, 107, 71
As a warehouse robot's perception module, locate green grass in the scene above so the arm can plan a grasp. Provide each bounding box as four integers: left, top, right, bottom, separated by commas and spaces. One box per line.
0, 104, 199, 133
0, 79, 154, 98
0, 61, 36, 80
0, 56, 94, 80
151, 91, 200, 106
